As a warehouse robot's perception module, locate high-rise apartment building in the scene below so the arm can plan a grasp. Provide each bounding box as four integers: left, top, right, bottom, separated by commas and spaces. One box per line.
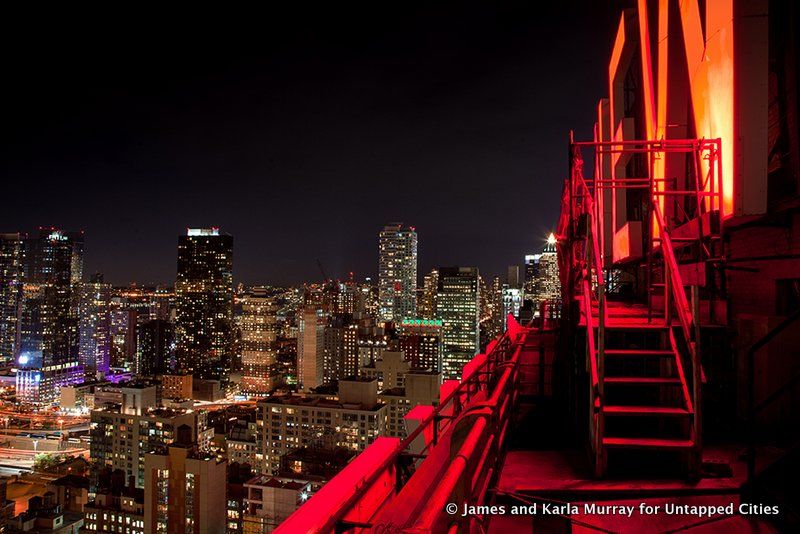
525, 234, 561, 313
340, 323, 359, 379
0, 233, 25, 363
15, 228, 85, 405
398, 319, 442, 372
175, 228, 234, 385
257, 380, 387, 474
110, 306, 138, 370
336, 278, 357, 315
137, 319, 174, 376
322, 315, 348, 385
78, 273, 112, 377
143, 441, 227, 534
501, 286, 522, 330
378, 223, 417, 322
487, 276, 504, 339
90, 383, 209, 488
17, 228, 83, 366
436, 267, 480, 380
523, 254, 539, 300
418, 268, 438, 320
297, 306, 324, 390
240, 288, 278, 395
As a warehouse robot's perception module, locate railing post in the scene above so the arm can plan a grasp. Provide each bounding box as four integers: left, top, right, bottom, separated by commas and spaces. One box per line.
597, 282, 606, 477
691, 285, 702, 477
664, 266, 671, 327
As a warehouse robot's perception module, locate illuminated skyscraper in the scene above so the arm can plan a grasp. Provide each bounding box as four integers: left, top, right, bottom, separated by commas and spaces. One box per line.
523, 254, 539, 301
15, 228, 84, 404
418, 268, 438, 320
297, 305, 324, 390
175, 228, 234, 385
240, 288, 278, 395
378, 223, 417, 322
0, 233, 25, 363
525, 233, 561, 313
109, 306, 137, 370
78, 273, 112, 377
436, 267, 480, 380
501, 285, 522, 330
398, 318, 442, 371
18, 228, 84, 366
137, 319, 174, 376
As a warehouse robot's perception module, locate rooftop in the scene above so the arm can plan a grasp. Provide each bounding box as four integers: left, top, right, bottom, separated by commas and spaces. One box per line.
245, 476, 308, 491
258, 394, 384, 412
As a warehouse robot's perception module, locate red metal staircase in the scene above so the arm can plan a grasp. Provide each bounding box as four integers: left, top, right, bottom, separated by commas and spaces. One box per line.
558, 134, 723, 477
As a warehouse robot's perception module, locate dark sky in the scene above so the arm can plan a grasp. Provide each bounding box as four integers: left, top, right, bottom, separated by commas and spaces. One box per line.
0, 3, 617, 286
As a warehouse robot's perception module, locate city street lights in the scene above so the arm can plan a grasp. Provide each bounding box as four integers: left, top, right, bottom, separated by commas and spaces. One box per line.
32, 440, 38, 452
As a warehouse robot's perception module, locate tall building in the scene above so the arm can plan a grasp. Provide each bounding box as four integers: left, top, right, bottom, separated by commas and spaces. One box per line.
418, 268, 438, 320
523, 254, 539, 299
340, 323, 359, 379
175, 228, 234, 386
110, 306, 138, 370
322, 314, 349, 385
0, 233, 24, 363
16, 228, 85, 405
436, 267, 480, 380
398, 319, 442, 372
378, 223, 417, 322
356, 279, 379, 317
501, 285, 522, 330
17, 228, 83, 367
143, 439, 227, 534
137, 319, 174, 376
336, 278, 357, 315
297, 306, 324, 390
525, 233, 561, 314
240, 289, 278, 395
487, 276, 504, 339
90, 383, 210, 488
507, 265, 521, 289
78, 273, 112, 377
257, 380, 387, 475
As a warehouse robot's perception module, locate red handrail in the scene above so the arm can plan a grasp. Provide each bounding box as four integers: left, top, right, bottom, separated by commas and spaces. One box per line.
652, 201, 696, 360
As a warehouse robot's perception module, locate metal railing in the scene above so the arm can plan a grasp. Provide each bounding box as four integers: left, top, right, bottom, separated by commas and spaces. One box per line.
563, 135, 607, 474
275, 326, 525, 533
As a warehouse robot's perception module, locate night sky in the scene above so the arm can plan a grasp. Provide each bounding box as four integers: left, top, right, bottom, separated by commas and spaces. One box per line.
0, 3, 617, 286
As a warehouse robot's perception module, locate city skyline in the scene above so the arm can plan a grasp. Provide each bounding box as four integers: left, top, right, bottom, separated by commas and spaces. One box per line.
0, 3, 616, 286
1, 224, 561, 288
0, 2, 791, 532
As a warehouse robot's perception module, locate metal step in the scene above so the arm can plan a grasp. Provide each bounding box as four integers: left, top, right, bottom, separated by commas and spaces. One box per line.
603, 437, 694, 449
603, 405, 691, 416
601, 349, 674, 357
604, 377, 681, 385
